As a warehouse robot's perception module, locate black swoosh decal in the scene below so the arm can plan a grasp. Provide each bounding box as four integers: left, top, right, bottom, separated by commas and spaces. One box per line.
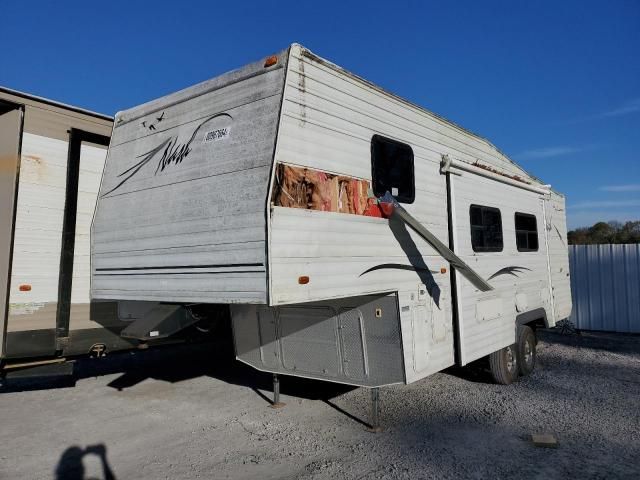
553, 224, 566, 247
359, 263, 439, 277
102, 112, 232, 197
488, 266, 532, 280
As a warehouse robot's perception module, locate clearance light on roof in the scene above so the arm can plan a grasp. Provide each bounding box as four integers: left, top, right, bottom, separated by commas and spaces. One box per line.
264, 55, 278, 68
19, 284, 31, 291
298, 276, 310, 285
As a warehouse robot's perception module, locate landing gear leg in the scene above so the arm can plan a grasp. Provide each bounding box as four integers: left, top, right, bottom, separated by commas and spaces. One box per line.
367, 387, 383, 432
269, 374, 286, 409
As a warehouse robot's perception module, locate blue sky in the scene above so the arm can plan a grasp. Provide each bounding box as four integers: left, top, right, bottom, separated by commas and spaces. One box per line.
1, 0, 638, 229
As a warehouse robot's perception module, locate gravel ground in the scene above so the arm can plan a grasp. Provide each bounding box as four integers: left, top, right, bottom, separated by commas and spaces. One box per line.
1, 329, 639, 479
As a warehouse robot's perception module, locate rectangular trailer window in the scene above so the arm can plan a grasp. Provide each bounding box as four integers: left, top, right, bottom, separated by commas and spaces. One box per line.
371, 135, 414, 203
470, 205, 503, 252
515, 212, 539, 251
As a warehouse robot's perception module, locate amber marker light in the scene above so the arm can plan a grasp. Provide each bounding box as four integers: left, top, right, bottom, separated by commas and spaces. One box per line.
298, 276, 310, 285
19, 284, 32, 291
264, 55, 278, 67
440, 267, 447, 274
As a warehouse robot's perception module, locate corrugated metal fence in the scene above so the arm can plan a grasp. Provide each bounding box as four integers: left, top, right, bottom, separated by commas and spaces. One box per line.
569, 244, 640, 333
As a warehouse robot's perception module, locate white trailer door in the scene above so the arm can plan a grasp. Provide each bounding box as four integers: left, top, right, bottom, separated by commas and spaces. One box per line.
449, 171, 549, 365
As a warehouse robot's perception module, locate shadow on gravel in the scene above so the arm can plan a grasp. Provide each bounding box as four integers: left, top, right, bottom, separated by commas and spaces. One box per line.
55, 443, 116, 480
1, 324, 355, 404
441, 328, 640, 385
539, 329, 640, 355
441, 358, 493, 384
102, 341, 355, 403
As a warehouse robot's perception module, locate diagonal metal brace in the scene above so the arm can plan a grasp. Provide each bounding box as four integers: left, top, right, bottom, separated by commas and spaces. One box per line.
379, 192, 494, 292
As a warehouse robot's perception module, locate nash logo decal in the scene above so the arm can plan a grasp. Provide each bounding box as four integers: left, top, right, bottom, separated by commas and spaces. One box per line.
102, 112, 233, 197
203, 127, 231, 143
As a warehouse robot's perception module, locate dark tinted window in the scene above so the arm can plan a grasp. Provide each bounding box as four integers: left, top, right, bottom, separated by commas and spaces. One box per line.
515, 212, 539, 251
371, 135, 414, 203
470, 205, 503, 252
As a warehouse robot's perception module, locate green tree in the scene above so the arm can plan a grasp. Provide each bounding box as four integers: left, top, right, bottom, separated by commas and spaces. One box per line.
568, 220, 640, 245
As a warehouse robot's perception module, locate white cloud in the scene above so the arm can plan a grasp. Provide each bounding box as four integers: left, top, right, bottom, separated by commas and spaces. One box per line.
600, 98, 640, 118
599, 184, 640, 192
561, 97, 640, 124
516, 146, 582, 160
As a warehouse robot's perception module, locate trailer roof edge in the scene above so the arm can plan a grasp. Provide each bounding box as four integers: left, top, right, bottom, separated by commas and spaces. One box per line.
294, 44, 546, 188
0, 86, 113, 121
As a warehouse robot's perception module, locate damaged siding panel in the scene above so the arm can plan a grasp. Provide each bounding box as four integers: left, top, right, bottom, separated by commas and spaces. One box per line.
272, 107, 450, 302
273, 118, 448, 224
270, 47, 452, 305
272, 164, 373, 215
92, 60, 287, 304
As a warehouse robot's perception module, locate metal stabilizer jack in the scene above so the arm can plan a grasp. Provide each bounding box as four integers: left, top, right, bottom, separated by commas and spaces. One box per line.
378, 192, 494, 292
269, 374, 286, 409
367, 387, 383, 433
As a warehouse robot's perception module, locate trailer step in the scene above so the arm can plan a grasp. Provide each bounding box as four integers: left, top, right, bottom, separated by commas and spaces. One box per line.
3, 360, 74, 379
120, 304, 196, 341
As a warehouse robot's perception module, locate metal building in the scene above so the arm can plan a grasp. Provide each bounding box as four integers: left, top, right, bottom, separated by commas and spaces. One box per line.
569, 244, 640, 333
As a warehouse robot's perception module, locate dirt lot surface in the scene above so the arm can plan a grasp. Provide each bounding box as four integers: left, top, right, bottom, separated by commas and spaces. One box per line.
1, 329, 639, 479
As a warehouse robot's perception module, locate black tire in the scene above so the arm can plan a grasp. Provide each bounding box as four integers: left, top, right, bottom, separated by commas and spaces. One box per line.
489, 345, 519, 385
516, 325, 536, 376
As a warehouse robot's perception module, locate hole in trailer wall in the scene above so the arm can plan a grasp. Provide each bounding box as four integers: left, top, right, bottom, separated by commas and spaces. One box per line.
271, 163, 380, 216
271, 135, 416, 216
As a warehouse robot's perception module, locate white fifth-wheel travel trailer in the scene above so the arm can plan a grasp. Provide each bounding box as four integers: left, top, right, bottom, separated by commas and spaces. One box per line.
91, 44, 572, 399
0, 87, 122, 367
0, 88, 190, 375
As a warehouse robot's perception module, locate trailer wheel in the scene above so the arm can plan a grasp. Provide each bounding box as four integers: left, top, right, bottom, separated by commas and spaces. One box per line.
489, 345, 519, 385
516, 325, 536, 376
